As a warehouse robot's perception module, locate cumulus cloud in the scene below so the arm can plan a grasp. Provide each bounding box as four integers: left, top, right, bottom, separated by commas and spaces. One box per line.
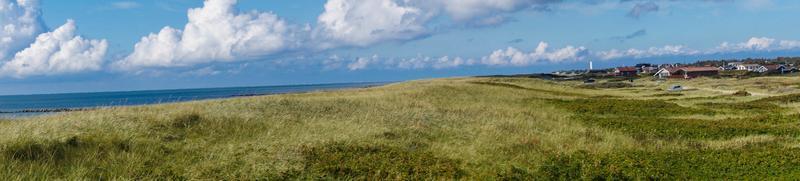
482, 42, 588, 66
712, 37, 800, 53
436, 0, 558, 23
314, 0, 433, 48
596, 45, 699, 60
392, 55, 474, 69
347, 55, 375, 71
597, 37, 800, 61
116, 0, 302, 70
779, 40, 800, 50
324, 54, 475, 70
0, 20, 108, 78
0, 0, 107, 78
715, 37, 776, 52
0, 0, 44, 61
313, 0, 562, 48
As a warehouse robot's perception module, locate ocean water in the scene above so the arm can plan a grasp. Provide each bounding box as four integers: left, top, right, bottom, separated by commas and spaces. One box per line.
0, 82, 387, 119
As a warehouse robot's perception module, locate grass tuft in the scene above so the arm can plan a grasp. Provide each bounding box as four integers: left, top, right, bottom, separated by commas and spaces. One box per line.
283, 142, 464, 180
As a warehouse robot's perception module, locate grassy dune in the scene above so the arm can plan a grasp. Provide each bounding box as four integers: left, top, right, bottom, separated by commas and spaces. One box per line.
2, 77, 800, 179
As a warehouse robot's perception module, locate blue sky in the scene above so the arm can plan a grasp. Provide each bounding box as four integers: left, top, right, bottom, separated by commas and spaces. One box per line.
0, 0, 799, 95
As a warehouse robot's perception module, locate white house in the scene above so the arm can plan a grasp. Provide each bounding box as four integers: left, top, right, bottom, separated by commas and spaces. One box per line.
653, 68, 677, 79
753, 66, 769, 73
736, 64, 762, 71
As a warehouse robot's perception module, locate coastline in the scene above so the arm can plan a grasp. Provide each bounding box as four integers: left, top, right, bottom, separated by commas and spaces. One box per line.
0, 82, 389, 119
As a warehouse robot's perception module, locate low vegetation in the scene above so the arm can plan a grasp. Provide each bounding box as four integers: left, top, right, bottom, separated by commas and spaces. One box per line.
2, 76, 800, 179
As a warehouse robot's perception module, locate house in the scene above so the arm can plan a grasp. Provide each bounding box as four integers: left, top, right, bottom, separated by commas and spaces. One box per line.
718, 64, 737, 71
672, 67, 720, 79
635, 63, 657, 73
736, 64, 762, 71
753, 66, 769, 73
653, 67, 679, 79
614, 67, 639, 77
552, 71, 581, 77
727, 62, 744, 67
761, 64, 787, 74
658, 64, 679, 69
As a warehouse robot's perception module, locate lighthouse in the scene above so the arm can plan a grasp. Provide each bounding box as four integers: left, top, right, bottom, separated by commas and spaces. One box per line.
589, 61, 593, 70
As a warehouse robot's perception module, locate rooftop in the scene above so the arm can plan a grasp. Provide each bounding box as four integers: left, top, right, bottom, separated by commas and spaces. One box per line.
678, 66, 720, 72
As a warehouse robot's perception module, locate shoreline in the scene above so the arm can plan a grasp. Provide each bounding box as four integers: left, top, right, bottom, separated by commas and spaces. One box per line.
0, 82, 390, 118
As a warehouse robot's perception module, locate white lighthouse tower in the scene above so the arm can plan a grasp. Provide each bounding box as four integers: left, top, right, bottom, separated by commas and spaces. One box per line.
589, 60, 593, 70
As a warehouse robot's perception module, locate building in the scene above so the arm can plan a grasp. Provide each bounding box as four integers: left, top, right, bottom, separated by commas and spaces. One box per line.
614, 67, 639, 77
761, 64, 787, 74
658, 64, 678, 69
727, 62, 744, 67
753, 66, 769, 73
635, 63, 657, 73
653, 67, 679, 79
736, 64, 762, 71
718, 64, 737, 71
672, 67, 720, 79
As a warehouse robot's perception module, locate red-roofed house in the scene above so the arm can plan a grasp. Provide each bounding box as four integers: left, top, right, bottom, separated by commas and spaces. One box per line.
672, 67, 720, 79
614, 67, 639, 77
653, 67, 679, 79
760, 64, 787, 74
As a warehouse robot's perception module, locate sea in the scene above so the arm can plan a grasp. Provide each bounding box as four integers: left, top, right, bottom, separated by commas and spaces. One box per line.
0, 82, 388, 119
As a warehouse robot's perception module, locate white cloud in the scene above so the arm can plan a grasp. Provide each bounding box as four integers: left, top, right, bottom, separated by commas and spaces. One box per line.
116, 0, 301, 70
779, 40, 800, 50
313, 0, 559, 48
432, 56, 471, 69
596, 45, 699, 60
325, 54, 474, 70
314, 0, 433, 48
482, 42, 588, 66
596, 37, 800, 61
0, 0, 44, 60
347, 55, 376, 71
437, 0, 542, 22
0, 20, 108, 78
715, 37, 776, 52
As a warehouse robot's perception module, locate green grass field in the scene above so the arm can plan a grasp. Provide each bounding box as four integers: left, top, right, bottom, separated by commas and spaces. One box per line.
3, 76, 800, 179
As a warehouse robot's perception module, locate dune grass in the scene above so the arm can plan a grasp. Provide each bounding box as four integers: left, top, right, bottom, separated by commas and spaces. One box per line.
1, 77, 800, 179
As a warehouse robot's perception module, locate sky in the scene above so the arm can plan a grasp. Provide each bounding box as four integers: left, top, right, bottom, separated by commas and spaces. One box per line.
0, 0, 799, 95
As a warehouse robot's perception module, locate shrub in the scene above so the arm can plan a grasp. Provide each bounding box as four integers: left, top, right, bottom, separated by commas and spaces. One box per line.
579, 82, 635, 89
732, 90, 751, 97
695, 102, 780, 114
752, 93, 800, 104
284, 142, 464, 180
577, 116, 799, 140
649, 93, 683, 97
538, 145, 800, 179
550, 98, 709, 117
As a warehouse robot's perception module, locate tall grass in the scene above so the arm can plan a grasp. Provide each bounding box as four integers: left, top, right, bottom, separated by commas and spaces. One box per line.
0, 77, 799, 179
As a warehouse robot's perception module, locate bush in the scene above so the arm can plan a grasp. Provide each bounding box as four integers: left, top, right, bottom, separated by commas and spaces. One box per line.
733, 90, 751, 97
283, 142, 464, 180
752, 93, 800, 104
537, 145, 800, 179
579, 82, 635, 89
695, 102, 780, 114
550, 98, 709, 117
577, 116, 798, 140
649, 93, 684, 97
